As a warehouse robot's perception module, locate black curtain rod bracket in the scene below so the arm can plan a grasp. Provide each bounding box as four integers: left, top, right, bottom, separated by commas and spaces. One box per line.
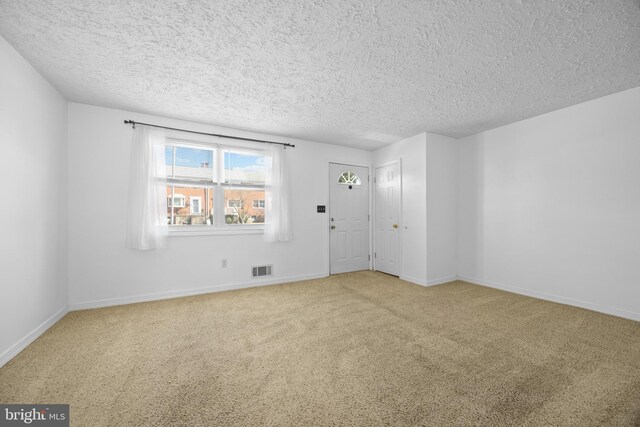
123, 120, 295, 148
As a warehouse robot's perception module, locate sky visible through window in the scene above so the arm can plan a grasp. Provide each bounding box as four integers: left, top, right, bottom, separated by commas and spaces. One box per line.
165, 146, 264, 171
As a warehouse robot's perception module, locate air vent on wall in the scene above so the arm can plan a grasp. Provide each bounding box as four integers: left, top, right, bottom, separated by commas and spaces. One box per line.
252, 265, 273, 278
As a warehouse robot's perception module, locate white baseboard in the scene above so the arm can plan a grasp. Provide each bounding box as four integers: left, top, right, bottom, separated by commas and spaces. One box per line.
400, 274, 428, 286
426, 275, 458, 286
9, 273, 634, 371
69, 273, 328, 311
0, 306, 68, 368
400, 274, 458, 287
458, 275, 640, 322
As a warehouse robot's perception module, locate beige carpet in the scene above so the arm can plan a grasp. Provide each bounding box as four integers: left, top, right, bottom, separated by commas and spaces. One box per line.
1, 272, 639, 426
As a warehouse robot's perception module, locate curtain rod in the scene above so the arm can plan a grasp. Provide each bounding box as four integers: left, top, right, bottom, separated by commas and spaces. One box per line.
123, 120, 295, 148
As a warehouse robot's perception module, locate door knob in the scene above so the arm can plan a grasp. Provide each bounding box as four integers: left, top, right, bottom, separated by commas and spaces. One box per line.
392, 224, 398, 229
331, 225, 336, 229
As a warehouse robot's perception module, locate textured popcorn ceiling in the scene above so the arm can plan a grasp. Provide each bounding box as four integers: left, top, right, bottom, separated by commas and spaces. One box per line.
1, 1, 639, 149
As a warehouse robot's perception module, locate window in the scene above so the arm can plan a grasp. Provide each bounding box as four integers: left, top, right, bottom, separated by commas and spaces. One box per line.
337, 171, 361, 185
190, 197, 202, 215
168, 194, 185, 208
252, 199, 265, 209
222, 147, 266, 225
164, 139, 266, 230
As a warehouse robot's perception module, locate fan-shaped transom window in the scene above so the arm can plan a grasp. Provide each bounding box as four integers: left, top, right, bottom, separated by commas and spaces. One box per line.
337, 171, 361, 185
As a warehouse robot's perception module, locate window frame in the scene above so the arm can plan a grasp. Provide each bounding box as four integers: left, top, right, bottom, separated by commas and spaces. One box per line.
189, 196, 202, 215
164, 137, 267, 236
168, 194, 186, 208
226, 199, 243, 209
252, 199, 265, 209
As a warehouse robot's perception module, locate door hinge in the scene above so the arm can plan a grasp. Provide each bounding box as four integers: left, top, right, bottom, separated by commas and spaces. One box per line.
368, 254, 371, 261
368, 214, 370, 221
374, 252, 377, 258
374, 177, 376, 183
368, 175, 370, 182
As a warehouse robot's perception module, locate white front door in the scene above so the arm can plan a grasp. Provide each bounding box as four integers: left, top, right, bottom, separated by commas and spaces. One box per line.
329, 163, 369, 274
374, 162, 401, 276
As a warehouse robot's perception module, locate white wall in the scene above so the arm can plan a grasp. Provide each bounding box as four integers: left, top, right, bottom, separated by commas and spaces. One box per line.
458, 86, 640, 320
67, 103, 372, 308
0, 36, 68, 365
4, 29, 638, 372
426, 133, 457, 284
373, 133, 428, 285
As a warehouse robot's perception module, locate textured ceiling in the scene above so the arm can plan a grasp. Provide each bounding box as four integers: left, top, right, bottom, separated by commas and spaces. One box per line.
1, 1, 640, 149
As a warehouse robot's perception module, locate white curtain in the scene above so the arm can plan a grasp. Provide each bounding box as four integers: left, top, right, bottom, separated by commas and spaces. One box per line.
125, 126, 168, 250
264, 146, 292, 242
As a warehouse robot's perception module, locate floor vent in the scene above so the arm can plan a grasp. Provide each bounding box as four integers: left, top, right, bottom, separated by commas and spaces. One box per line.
252, 265, 273, 278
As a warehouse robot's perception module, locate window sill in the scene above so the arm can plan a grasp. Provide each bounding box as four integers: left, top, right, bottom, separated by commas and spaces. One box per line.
169, 226, 264, 237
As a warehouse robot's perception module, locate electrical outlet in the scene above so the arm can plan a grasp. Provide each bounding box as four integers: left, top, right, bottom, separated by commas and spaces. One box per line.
222, 259, 227, 268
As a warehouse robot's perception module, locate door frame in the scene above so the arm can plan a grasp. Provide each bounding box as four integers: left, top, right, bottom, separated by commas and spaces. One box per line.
327, 161, 372, 275
373, 159, 402, 275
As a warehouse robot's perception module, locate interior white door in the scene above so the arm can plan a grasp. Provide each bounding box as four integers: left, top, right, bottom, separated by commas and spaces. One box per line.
374, 162, 401, 276
329, 163, 370, 274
